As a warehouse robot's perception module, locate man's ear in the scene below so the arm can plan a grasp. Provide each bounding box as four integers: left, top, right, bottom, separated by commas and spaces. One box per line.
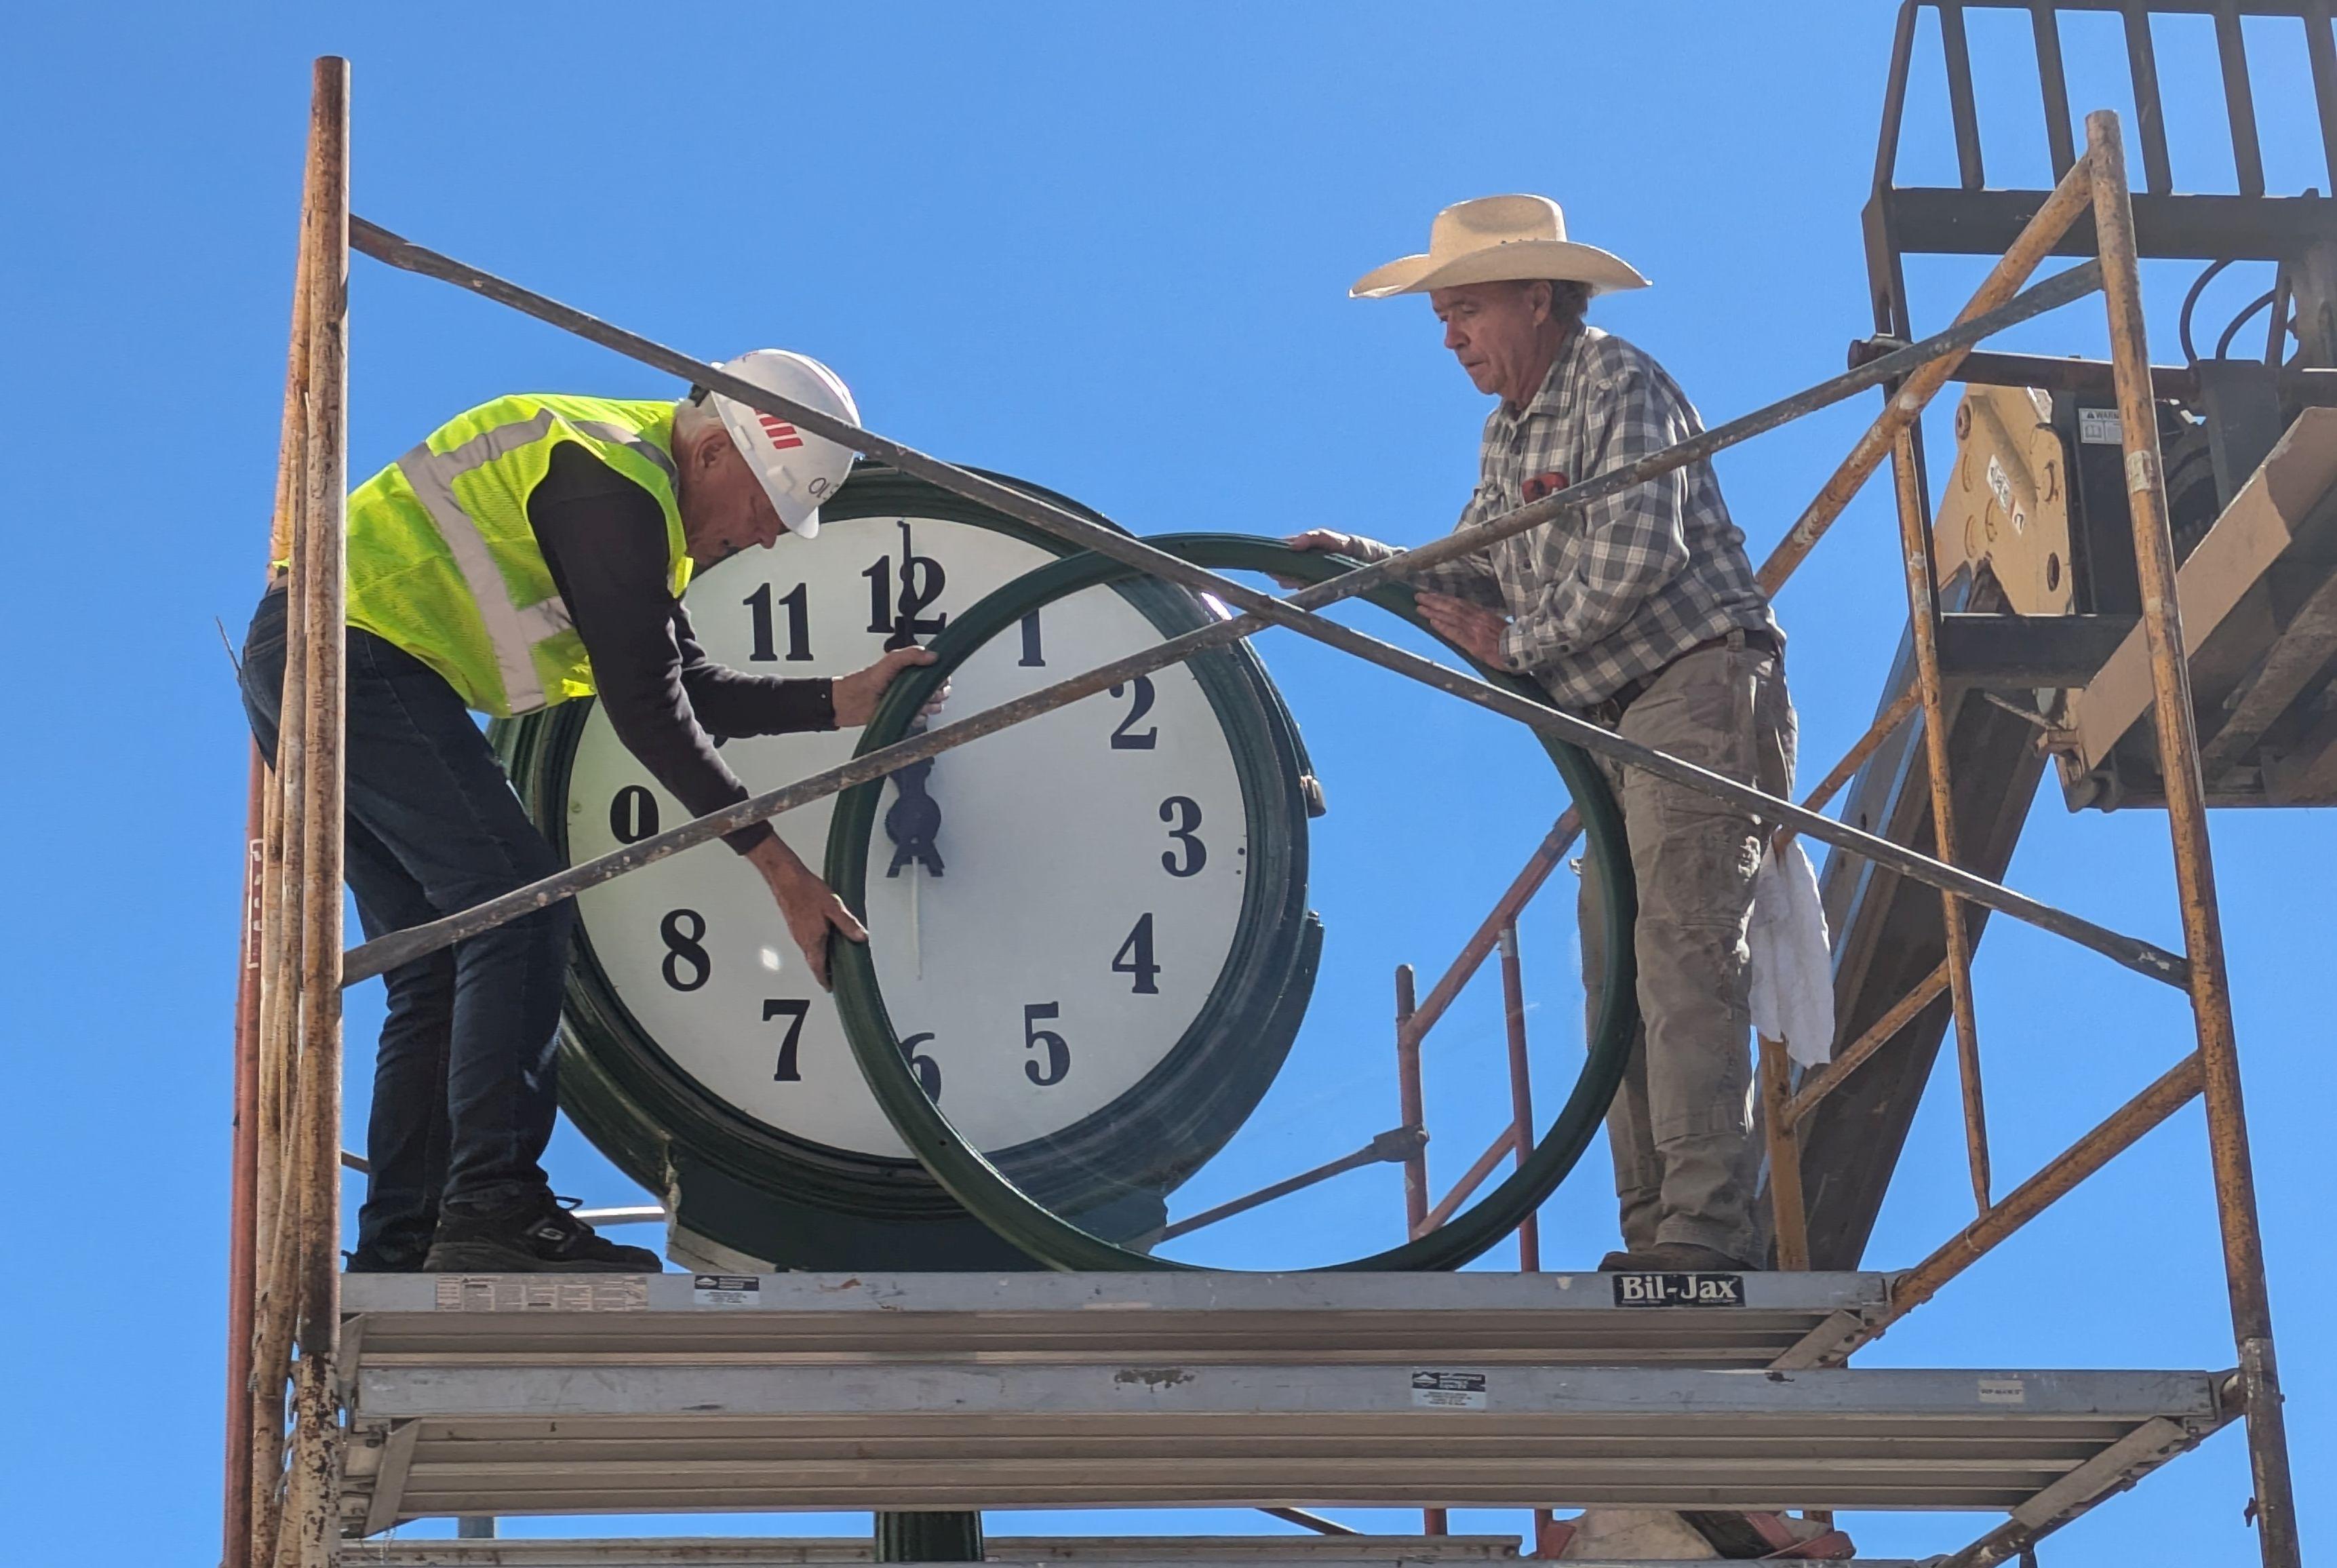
1527, 279, 1555, 327
678, 418, 726, 475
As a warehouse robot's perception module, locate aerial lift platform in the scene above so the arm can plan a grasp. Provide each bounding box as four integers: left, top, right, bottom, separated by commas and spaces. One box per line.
227, 8, 2329, 1566
1796, 0, 2337, 1272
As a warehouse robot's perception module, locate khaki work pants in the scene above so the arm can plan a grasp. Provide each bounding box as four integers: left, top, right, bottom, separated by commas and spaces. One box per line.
1577, 637, 1797, 1263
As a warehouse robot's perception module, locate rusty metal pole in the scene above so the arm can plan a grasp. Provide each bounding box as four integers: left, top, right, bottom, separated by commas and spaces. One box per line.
222, 749, 266, 1568
1806, 1051, 2205, 1369
1393, 964, 1429, 1242
1392, 964, 1442, 1539
1755, 155, 2095, 595
1760, 681, 1925, 1268
247, 106, 320, 1568
235, 131, 321, 1568
248, 756, 294, 1568
1495, 925, 1540, 1272
1756, 1037, 1810, 1270
275, 58, 350, 1568
1773, 686, 1919, 849
1763, 680, 1927, 1262
1401, 816, 1579, 1048
1784, 960, 1951, 1129
1496, 920, 1557, 1568
2087, 109, 2300, 1568
1889, 426, 1992, 1213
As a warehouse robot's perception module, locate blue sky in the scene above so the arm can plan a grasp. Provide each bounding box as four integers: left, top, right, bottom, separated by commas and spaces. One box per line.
1, 2, 2329, 1563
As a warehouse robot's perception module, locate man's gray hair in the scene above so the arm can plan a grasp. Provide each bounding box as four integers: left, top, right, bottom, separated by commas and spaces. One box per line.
1526, 277, 1593, 330
674, 391, 728, 446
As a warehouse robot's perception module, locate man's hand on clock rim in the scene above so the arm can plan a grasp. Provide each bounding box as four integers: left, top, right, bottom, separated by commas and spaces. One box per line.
1415, 591, 1515, 671
835, 646, 949, 728
743, 836, 866, 991
1274, 528, 1378, 587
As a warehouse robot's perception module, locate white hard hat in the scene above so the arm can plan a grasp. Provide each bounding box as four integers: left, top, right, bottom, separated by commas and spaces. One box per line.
705, 349, 859, 541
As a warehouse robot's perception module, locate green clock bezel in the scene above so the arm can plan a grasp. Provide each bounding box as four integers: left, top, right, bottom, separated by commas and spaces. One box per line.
826, 533, 1638, 1272
494, 467, 1320, 1246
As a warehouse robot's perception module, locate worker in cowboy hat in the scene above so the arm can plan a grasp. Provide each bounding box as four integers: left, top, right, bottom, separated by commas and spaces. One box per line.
239, 350, 938, 1275
1291, 195, 1796, 1272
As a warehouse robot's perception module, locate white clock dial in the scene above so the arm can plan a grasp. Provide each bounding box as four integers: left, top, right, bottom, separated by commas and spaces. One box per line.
564, 510, 1250, 1162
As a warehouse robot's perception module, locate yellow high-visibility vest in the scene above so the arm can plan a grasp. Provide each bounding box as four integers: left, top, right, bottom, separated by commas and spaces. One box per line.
343, 394, 694, 717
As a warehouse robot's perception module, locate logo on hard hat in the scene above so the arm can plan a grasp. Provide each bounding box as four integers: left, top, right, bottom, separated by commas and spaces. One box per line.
755, 413, 805, 452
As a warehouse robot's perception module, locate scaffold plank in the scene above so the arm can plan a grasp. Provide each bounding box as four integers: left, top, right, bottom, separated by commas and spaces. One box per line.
335, 1537, 1522, 1567
342, 1270, 1890, 1369
342, 1362, 2227, 1518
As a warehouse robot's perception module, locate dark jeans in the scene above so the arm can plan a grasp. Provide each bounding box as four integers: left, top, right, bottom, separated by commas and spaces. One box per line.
240, 588, 574, 1256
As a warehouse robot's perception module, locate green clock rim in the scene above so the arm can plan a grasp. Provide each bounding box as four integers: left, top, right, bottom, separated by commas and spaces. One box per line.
496, 466, 1318, 1234
826, 533, 1639, 1272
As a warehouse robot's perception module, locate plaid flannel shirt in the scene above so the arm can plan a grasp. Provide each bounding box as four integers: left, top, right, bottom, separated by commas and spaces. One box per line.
1356, 326, 1778, 710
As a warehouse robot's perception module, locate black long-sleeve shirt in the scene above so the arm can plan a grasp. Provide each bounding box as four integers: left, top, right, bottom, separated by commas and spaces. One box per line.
530, 442, 831, 855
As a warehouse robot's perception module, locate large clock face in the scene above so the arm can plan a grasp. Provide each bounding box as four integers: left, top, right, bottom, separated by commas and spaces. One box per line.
526, 468, 1314, 1230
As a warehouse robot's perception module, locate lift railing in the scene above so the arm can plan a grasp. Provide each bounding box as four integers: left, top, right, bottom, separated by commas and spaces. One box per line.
229, 55, 2299, 1568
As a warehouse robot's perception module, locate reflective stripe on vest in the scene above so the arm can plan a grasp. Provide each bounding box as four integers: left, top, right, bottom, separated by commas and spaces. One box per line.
348, 395, 689, 716
393, 409, 562, 712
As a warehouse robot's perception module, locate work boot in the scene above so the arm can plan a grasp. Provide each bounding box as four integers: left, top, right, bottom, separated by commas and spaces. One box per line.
422, 1190, 663, 1273
1598, 1241, 1756, 1272
345, 1227, 435, 1274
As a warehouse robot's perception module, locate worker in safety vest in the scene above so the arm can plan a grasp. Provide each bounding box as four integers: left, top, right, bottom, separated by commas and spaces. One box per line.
239, 350, 927, 1274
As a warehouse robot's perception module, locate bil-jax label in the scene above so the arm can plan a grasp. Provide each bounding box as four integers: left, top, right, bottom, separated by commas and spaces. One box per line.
1611, 1272, 1745, 1307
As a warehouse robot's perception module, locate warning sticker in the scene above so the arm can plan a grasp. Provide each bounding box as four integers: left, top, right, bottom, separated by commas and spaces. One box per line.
693, 1274, 761, 1307
1411, 1370, 1489, 1410
2079, 407, 2124, 446
1978, 1376, 2027, 1405
433, 1275, 648, 1312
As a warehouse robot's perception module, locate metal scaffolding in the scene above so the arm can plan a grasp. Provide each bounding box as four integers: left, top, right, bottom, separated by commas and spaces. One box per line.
228, 36, 2303, 1568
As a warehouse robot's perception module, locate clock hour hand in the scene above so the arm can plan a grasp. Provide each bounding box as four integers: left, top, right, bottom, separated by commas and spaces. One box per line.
883, 720, 945, 878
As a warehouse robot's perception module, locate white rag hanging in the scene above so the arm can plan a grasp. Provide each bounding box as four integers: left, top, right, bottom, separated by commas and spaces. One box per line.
1748, 836, 1835, 1068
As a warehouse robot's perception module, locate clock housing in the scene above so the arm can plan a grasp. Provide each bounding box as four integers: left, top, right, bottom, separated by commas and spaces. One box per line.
496, 465, 1318, 1270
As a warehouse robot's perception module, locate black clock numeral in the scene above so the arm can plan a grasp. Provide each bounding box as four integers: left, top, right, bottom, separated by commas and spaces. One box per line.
745, 581, 812, 662
901, 1031, 943, 1099
764, 998, 810, 1081
1022, 1002, 1071, 1085
1107, 675, 1158, 749
659, 909, 711, 992
865, 522, 949, 648
776, 582, 812, 660
1159, 796, 1206, 876
895, 564, 946, 647
1111, 914, 1162, 996
1018, 609, 1045, 667
610, 785, 660, 844
744, 583, 774, 660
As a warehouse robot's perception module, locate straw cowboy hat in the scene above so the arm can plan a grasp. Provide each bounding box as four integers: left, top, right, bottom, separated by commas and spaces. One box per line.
1350, 194, 1650, 299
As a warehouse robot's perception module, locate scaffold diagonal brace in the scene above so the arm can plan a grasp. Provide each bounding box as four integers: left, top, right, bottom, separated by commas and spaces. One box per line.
335, 227, 2172, 993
